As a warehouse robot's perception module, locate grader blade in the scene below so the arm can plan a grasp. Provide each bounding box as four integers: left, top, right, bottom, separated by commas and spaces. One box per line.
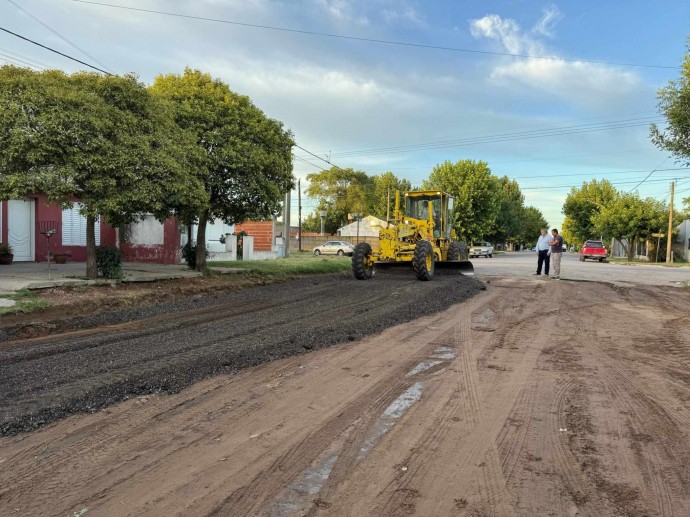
435, 260, 475, 275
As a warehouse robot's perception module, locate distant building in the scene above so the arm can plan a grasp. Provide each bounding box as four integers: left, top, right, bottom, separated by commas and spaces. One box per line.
337, 216, 387, 237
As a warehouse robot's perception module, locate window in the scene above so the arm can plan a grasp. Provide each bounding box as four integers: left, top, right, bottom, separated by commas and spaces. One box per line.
62, 203, 100, 246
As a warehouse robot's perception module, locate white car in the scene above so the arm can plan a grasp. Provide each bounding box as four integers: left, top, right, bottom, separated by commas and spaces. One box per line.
312, 240, 355, 256
469, 242, 494, 258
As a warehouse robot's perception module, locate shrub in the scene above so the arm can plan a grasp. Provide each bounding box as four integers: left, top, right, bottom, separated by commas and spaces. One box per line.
96, 245, 123, 279
181, 242, 209, 270
0, 243, 13, 255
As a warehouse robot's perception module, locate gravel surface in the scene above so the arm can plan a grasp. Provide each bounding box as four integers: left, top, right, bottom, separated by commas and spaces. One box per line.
0, 272, 482, 435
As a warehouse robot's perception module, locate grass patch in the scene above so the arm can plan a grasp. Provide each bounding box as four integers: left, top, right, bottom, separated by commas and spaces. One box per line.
0, 289, 51, 316
211, 252, 352, 280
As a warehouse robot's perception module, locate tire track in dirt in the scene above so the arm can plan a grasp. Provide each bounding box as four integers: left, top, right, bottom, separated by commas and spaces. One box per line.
572, 305, 690, 516
208, 315, 466, 515
0, 275, 483, 436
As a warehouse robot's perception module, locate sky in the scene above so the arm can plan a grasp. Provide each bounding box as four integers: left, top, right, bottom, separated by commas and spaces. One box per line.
1, 0, 689, 232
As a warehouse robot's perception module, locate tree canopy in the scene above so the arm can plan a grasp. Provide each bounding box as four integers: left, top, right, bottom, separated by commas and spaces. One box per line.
0, 66, 207, 277
561, 179, 619, 246
651, 39, 690, 209
592, 194, 667, 260
422, 159, 502, 242
150, 68, 294, 270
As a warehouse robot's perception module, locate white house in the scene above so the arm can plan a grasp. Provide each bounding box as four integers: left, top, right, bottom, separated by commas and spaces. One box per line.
337, 215, 387, 237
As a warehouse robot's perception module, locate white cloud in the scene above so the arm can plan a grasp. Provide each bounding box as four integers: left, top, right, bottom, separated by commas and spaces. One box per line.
532, 4, 563, 37
382, 3, 426, 27
469, 11, 641, 109
315, 0, 369, 25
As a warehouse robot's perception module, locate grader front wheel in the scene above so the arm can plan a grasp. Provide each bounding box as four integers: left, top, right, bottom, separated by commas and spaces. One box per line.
447, 241, 468, 262
352, 242, 374, 280
413, 240, 435, 281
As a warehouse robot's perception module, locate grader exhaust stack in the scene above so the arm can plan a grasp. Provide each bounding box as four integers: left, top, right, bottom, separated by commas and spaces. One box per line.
351, 190, 474, 281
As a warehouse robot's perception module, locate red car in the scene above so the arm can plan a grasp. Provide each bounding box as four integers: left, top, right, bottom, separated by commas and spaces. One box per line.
579, 240, 608, 262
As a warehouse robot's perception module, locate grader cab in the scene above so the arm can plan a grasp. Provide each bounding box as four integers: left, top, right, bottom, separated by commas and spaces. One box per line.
351, 190, 473, 280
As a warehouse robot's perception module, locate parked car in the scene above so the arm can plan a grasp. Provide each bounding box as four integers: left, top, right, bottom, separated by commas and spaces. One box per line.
313, 240, 355, 256
469, 242, 493, 258
579, 240, 608, 262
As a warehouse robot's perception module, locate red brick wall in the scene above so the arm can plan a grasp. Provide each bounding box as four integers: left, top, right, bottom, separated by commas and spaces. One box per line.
234, 221, 273, 251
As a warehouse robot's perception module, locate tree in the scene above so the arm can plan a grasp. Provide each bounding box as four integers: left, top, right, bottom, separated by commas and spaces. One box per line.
650, 39, 690, 166
561, 179, 619, 246
370, 172, 412, 220
0, 66, 207, 278
486, 176, 525, 245
150, 69, 294, 271
422, 159, 501, 242
593, 194, 667, 261
305, 167, 374, 230
520, 206, 549, 245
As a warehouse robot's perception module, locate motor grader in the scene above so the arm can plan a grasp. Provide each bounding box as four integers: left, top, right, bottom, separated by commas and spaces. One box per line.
351, 190, 473, 280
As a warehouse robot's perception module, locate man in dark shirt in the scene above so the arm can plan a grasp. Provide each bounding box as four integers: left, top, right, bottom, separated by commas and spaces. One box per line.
547, 228, 564, 279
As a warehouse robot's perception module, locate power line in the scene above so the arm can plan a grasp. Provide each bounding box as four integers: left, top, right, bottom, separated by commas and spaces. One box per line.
0, 51, 44, 69
0, 46, 50, 68
627, 158, 669, 193
515, 167, 690, 182
521, 176, 679, 191
293, 143, 347, 172
319, 117, 663, 158
7, 0, 113, 73
69, 0, 678, 70
0, 26, 111, 74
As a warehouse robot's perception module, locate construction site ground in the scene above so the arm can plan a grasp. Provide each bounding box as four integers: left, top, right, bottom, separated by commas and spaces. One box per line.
1, 253, 690, 516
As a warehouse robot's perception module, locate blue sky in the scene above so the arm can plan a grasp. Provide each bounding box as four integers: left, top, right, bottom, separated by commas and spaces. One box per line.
1, 0, 689, 232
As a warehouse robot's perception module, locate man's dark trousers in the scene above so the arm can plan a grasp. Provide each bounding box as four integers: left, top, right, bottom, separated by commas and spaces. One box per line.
537, 250, 550, 275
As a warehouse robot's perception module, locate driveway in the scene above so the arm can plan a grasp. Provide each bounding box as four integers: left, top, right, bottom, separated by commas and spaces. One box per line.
0, 261, 202, 293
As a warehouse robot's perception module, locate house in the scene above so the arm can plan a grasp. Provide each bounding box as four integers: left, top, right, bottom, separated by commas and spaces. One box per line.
674, 219, 690, 261
1, 196, 116, 262
337, 216, 387, 238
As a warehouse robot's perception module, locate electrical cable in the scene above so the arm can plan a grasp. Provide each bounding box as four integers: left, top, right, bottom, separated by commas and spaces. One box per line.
322, 117, 663, 158
7, 0, 113, 73
0, 46, 50, 68
0, 51, 44, 69
293, 143, 347, 172
0, 26, 111, 74
68, 0, 678, 70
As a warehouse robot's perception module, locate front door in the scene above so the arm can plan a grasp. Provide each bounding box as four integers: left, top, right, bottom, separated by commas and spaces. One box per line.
8, 199, 35, 261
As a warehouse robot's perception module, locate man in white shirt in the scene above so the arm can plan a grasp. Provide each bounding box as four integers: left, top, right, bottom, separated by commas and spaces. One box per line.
534, 228, 551, 276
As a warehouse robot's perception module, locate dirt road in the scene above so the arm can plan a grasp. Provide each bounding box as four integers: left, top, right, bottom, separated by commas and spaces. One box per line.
2, 275, 690, 516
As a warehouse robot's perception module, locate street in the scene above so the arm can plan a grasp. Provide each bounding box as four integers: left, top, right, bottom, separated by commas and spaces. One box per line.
1, 254, 689, 516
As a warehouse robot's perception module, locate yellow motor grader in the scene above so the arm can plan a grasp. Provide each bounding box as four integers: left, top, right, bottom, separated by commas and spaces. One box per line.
351, 190, 473, 280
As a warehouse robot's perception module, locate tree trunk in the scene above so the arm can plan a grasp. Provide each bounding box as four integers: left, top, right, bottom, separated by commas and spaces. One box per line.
627, 237, 636, 262
86, 215, 98, 279
195, 209, 209, 272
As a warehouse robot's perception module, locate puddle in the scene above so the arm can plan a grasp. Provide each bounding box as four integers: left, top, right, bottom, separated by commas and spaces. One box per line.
358, 382, 424, 460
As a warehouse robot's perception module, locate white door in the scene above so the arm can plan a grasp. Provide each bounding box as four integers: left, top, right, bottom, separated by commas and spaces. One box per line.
8, 199, 35, 261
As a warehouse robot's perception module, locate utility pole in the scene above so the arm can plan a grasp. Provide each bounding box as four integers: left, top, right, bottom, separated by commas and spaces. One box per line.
666, 180, 674, 264
297, 179, 302, 252
283, 189, 291, 258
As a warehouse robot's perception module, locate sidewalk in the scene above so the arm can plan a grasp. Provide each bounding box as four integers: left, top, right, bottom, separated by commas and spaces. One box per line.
0, 261, 203, 294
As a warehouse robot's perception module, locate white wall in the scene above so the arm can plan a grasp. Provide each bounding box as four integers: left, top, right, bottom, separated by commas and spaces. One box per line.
127, 215, 164, 245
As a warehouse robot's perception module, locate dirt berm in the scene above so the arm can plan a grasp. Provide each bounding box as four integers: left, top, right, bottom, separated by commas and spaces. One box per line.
0, 272, 482, 436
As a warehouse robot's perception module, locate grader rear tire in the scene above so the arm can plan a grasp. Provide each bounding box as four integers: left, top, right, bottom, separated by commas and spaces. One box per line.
413, 240, 435, 281
448, 241, 469, 262
352, 242, 374, 280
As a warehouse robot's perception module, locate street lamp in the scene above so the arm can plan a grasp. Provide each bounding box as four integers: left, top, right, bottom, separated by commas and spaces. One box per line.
319, 209, 327, 236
